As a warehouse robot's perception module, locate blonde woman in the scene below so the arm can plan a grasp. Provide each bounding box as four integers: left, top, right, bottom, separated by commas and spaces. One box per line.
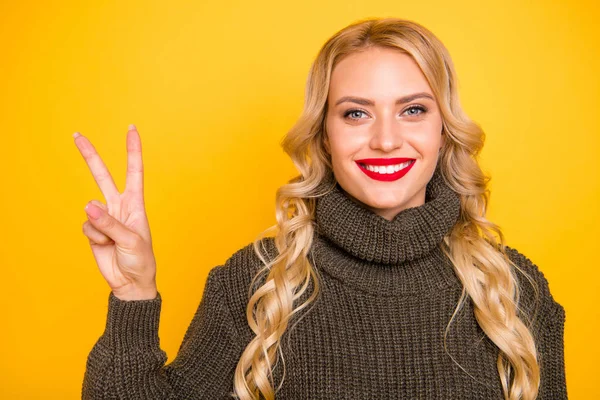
78, 17, 566, 400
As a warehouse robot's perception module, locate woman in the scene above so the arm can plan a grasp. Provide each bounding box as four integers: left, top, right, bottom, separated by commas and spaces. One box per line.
77, 17, 567, 399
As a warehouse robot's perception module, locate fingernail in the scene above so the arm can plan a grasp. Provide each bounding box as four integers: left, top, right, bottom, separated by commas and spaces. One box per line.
128, 124, 137, 131
85, 203, 102, 219
73, 132, 81, 139
90, 200, 105, 209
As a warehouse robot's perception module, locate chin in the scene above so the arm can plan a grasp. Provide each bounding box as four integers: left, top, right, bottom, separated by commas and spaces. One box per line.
366, 198, 407, 212
357, 190, 408, 210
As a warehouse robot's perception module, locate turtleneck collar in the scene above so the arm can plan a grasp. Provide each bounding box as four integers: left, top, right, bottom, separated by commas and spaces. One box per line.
311, 165, 463, 296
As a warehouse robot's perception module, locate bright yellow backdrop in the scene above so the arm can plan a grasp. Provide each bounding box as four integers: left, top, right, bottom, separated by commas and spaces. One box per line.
1, 0, 597, 398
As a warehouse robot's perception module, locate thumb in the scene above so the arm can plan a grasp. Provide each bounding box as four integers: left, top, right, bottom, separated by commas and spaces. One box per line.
85, 201, 136, 247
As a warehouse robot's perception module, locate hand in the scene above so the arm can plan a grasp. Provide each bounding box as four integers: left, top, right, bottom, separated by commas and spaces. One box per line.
74, 124, 158, 301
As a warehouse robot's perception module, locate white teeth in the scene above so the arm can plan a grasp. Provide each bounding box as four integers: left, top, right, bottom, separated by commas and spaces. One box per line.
363, 160, 413, 174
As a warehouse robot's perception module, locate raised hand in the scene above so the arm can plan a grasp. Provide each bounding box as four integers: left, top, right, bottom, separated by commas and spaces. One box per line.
74, 124, 158, 300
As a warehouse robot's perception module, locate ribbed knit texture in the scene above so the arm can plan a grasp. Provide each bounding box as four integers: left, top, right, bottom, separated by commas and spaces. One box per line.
82, 167, 567, 399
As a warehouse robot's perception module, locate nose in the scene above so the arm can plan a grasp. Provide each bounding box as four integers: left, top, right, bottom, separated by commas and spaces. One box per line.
369, 114, 403, 152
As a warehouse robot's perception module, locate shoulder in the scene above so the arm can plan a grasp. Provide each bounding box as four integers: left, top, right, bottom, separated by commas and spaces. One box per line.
204, 237, 279, 340
208, 236, 278, 289
503, 245, 565, 327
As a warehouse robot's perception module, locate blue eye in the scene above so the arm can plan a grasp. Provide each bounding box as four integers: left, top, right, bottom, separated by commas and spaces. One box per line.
404, 105, 427, 116
344, 109, 368, 120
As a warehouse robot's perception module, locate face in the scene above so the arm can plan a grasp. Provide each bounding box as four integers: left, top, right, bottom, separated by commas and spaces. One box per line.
324, 46, 445, 221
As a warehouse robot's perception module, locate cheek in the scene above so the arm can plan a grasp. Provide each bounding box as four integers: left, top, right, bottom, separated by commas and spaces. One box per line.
327, 122, 366, 160
412, 135, 442, 155
408, 120, 443, 154
329, 136, 365, 166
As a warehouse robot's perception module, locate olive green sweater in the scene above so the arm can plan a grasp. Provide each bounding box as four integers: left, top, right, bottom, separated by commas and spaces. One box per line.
82, 167, 567, 399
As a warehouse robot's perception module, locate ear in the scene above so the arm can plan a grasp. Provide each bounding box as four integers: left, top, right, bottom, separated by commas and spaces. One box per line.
323, 135, 331, 155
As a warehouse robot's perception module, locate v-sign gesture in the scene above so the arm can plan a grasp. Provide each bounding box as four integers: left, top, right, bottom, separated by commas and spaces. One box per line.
74, 124, 158, 300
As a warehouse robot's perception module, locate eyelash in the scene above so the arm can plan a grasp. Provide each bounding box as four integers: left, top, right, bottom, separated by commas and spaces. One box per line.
343, 105, 428, 121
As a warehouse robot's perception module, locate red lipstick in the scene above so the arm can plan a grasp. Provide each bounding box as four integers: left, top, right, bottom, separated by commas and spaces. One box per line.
354, 157, 416, 182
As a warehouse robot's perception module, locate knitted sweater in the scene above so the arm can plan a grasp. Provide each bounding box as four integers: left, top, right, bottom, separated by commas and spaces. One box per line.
82, 167, 567, 399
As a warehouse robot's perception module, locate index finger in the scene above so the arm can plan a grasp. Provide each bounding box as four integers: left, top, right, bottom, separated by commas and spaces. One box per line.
73, 132, 121, 204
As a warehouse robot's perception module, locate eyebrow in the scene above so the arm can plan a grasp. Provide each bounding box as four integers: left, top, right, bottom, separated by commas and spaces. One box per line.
334, 92, 435, 107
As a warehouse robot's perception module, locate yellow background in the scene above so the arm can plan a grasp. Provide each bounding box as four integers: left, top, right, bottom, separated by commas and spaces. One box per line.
1, 0, 597, 398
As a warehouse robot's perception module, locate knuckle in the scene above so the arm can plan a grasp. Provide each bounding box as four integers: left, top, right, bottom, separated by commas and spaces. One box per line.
126, 233, 143, 249
82, 221, 92, 235
127, 165, 143, 174
100, 216, 116, 230
99, 236, 114, 245
95, 170, 111, 182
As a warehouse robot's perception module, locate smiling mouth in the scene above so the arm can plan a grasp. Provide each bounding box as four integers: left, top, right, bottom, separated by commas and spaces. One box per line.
358, 160, 415, 174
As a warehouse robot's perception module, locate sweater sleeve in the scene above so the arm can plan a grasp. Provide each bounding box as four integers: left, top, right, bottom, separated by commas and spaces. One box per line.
82, 265, 245, 399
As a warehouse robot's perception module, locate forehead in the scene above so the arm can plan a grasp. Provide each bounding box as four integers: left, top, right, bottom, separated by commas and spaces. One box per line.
328, 47, 433, 101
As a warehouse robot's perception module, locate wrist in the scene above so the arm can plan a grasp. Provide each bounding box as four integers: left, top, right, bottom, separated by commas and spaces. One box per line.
112, 284, 158, 301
